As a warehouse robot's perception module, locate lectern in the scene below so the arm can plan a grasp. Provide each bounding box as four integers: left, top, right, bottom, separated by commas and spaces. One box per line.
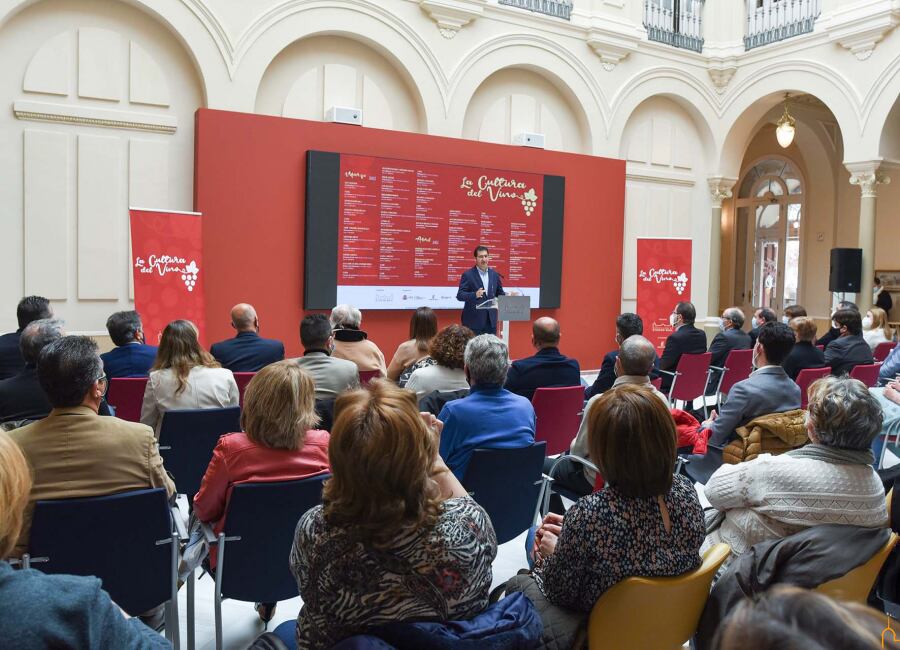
476, 295, 532, 346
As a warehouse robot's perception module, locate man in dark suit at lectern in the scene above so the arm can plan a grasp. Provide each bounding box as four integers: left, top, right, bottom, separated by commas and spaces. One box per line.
457, 246, 506, 335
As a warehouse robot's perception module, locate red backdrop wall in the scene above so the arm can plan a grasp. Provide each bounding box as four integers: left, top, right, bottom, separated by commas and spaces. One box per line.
194, 108, 625, 366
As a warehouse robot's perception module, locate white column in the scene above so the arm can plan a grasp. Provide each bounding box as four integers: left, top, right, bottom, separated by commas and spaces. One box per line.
846, 161, 891, 308
707, 176, 738, 317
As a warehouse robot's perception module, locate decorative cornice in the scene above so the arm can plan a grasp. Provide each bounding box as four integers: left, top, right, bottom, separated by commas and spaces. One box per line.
708, 175, 738, 207
418, 0, 488, 38
585, 18, 643, 71
824, 0, 900, 60
626, 165, 696, 187
13, 100, 177, 134
846, 161, 891, 198
707, 58, 738, 94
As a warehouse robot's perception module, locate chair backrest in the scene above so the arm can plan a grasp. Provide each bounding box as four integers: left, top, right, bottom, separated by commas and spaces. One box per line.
105, 377, 149, 422
462, 443, 546, 544
795, 367, 831, 409
532, 386, 585, 456
670, 352, 712, 402
875, 341, 897, 363
816, 532, 899, 604
358, 369, 381, 385
850, 363, 881, 388
233, 372, 255, 406
717, 349, 754, 397
219, 475, 329, 603
587, 543, 731, 650
650, 377, 662, 390
29, 488, 175, 615
816, 344, 825, 352
158, 406, 242, 498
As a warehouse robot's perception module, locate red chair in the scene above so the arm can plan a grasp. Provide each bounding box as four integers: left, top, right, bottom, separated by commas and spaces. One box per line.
850, 363, 881, 388
358, 369, 381, 385
875, 342, 897, 363
816, 345, 825, 352
660, 352, 712, 416
233, 372, 255, 406
795, 367, 831, 409
532, 386, 585, 456
650, 377, 662, 390
106, 377, 149, 422
710, 349, 753, 402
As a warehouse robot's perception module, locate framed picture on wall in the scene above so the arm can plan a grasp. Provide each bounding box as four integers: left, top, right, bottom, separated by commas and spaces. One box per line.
876, 270, 900, 291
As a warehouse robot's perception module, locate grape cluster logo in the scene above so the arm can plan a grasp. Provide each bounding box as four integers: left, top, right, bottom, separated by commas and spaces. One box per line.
181, 260, 199, 292
673, 272, 688, 295
521, 188, 538, 216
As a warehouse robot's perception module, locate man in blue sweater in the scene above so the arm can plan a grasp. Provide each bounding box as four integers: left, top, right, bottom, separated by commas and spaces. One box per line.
438, 334, 535, 480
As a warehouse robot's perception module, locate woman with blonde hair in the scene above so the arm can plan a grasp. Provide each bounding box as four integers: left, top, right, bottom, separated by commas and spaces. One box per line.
289, 381, 496, 649
191, 361, 330, 622
140, 319, 239, 435
862, 306, 893, 351
0, 431, 169, 647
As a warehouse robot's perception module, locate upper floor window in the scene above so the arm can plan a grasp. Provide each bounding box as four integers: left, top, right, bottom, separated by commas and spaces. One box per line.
498, 0, 574, 21
745, 0, 821, 50
644, 0, 705, 53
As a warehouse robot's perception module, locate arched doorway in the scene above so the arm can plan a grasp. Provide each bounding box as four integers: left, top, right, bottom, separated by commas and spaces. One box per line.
733, 157, 804, 315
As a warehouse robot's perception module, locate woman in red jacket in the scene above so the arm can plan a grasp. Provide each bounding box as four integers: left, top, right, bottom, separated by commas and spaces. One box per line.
192, 360, 330, 621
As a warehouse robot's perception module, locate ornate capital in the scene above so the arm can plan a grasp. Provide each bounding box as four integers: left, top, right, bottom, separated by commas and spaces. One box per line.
708, 176, 737, 207
418, 0, 487, 39
707, 58, 738, 95
846, 161, 891, 199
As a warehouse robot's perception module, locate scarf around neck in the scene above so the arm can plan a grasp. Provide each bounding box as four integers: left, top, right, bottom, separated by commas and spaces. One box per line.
786, 442, 875, 466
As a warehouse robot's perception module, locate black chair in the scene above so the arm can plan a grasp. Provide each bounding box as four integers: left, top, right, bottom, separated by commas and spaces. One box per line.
196, 474, 329, 650
158, 406, 242, 500
26, 488, 182, 648
462, 443, 546, 544
314, 398, 336, 432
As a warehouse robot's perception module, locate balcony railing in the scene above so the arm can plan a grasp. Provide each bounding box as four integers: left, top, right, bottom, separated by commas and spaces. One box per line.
643, 0, 704, 54
745, 0, 820, 50
498, 0, 574, 21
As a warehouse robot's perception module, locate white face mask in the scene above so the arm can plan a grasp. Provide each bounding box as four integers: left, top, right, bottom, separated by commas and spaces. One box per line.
781, 316, 790, 325
717, 317, 726, 332
862, 316, 873, 330
669, 312, 679, 327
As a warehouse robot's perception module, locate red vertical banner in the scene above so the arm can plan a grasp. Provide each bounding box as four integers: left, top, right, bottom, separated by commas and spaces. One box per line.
636, 238, 692, 353
129, 209, 205, 345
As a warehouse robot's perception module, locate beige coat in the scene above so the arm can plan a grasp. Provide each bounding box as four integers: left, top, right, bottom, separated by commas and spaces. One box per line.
722, 409, 808, 465
332, 339, 386, 376
140, 366, 239, 436
9, 406, 175, 555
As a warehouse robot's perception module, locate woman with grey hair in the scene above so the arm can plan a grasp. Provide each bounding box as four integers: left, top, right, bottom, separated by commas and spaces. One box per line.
329, 304, 386, 377
702, 375, 887, 557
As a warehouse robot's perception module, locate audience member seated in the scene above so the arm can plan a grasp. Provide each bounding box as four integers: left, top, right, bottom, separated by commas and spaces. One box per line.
659, 301, 707, 392
782, 316, 826, 380
748, 307, 776, 346
585, 312, 658, 398
190, 362, 329, 622
9, 336, 175, 556
0, 431, 169, 648
405, 325, 473, 399
504, 317, 580, 401
210, 303, 284, 372
386, 307, 438, 386
140, 319, 239, 436
816, 300, 857, 349
684, 322, 800, 484
707, 307, 752, 392
100, 310, 158, 378
702, 376, 886, 559
511, 385, 704, 623
0, 295, 52, 381
863, 306, 892, 351
294, 314, 359, 400
711, 585, 887, 650
290, 382, 497, 649
438, 335, 535, 480
550, 335, 667, 502
782, 304, 807, 323
880, 343, 900, 386
329, 304, 386, 376
875, 275, 894, 313
825, 307, 874, 376
0, 319, 64, 427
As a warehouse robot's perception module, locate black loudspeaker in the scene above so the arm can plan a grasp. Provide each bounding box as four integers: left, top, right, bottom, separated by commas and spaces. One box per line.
829, 248, 862, 293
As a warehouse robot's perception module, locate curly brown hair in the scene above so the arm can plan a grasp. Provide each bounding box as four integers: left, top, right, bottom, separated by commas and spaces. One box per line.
323, 381, 443, 546
428, 324, 474, 369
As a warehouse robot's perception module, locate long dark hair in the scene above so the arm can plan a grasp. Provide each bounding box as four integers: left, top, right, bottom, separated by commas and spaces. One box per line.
152, 320, 219, 395
409, 307, 438, 354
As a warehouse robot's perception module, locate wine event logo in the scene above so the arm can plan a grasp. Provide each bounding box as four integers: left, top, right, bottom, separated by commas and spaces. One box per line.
134, 256, 201, 293
459, 175, 539, 217
636, 239, 692, 352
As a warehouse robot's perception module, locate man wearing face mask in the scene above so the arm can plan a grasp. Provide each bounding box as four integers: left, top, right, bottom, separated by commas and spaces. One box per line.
100, 311, 158, 379
824, 308, 874, 376
585, 313, 659, 399
293, 314, 359, 400
782, 304, 807, 324
659, 302, 707, 392
706, 307, 752, 394
748, 308, 776, 347
816, 301, 857, 350
682, 322, 800, 484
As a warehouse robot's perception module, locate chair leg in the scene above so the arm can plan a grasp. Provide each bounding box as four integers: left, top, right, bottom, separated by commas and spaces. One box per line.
187, 570, 195, 650
169, 531, 181, 650
214, 534, 225, 650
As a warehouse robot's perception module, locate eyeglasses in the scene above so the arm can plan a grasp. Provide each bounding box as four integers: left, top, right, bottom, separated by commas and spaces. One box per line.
95, 373, 108, 384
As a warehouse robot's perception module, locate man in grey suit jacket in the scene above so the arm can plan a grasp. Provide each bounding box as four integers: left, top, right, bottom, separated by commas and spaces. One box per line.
685, 322, 801, 484
294, 314, 359, 400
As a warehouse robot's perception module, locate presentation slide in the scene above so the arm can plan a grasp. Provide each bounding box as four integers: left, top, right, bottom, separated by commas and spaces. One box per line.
305, 151, 564, 311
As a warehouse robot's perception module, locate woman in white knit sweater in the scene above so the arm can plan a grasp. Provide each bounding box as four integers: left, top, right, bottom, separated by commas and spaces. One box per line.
703, 375, 887, 557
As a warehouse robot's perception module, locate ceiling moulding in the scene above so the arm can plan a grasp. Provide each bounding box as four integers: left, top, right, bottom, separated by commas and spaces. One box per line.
586, 18, 643, 71
418, 0, 488, 39
824, 0, 900, 60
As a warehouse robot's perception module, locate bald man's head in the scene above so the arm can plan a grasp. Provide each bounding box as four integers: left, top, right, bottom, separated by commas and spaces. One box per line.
618, 335, 656, 376
532, 317, 560, 349
230, 303, 258, 333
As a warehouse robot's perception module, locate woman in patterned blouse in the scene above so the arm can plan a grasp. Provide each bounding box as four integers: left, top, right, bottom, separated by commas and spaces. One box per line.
289, 381, 497, 649
532, 384, 705, 612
